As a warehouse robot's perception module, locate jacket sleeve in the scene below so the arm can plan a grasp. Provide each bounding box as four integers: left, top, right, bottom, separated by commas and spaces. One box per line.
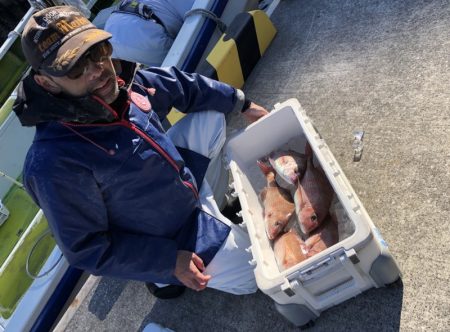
24, 164, 180, 285
133, 66, 246, 120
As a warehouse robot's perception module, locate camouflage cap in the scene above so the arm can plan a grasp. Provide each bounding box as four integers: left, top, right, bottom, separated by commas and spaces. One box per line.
21, 6, 112, 76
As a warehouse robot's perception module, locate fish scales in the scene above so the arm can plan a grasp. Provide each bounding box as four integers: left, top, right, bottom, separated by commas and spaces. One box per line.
294, 143, 334, 235
273, 229, 308, 271
257, 160, 296, 240
304, 216, 339, 257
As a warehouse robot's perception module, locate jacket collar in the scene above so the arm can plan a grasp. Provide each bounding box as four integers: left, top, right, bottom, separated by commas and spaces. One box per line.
12, 71, 132, 127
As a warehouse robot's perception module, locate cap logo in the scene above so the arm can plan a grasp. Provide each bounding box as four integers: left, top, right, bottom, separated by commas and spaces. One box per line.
81, 29, 106, 44
55, 17, 89, 33
42, 9, 61, 25
38, 12, 91, 60
50, 47, 80, 71
38, 32, 59, 52
33, 29, 43, 43
49, 30, 106, 71
42, 9, 80, 25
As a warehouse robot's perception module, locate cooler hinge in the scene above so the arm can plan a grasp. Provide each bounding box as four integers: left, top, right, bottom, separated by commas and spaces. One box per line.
346, 248, 360, 264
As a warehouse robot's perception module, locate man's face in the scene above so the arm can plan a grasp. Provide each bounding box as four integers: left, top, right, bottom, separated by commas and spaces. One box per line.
44, 41, 119, 104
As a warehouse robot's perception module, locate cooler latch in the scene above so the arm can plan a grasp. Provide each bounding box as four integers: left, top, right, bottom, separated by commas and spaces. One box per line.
281, 279, 297, 297
346, 248, 360, 264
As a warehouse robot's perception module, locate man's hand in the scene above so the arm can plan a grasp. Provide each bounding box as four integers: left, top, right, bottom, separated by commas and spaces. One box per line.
174, 250, 211, 291
242, 102, 269, 124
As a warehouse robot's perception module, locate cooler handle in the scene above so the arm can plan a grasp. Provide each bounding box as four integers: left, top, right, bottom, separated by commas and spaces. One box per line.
286, 249, 367, 309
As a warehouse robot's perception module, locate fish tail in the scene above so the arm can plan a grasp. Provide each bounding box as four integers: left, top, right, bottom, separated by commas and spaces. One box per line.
305, 141, 313, 159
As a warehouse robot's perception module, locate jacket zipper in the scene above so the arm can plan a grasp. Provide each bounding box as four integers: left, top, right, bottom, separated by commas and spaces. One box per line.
64, 96, 199, 199
119, 120, 199, 199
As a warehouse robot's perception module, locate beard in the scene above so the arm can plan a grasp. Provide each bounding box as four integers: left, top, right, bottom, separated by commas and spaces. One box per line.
87, 67, 119, 104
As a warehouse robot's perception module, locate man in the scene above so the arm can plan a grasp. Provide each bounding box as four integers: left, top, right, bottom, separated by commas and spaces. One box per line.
14, 6, 269, 297
101, 0, 259, 68
100, 0, 195, 67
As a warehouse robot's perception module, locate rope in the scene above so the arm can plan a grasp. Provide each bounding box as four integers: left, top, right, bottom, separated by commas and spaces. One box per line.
26, 229, 64, 279
184, 8, 227, 33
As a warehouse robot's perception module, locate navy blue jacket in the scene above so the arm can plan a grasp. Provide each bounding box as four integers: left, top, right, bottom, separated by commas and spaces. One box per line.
13, 67, 242, 284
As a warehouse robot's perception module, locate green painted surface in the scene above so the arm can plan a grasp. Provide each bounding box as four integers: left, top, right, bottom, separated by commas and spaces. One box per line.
0, 182, 39, 266
0, 97, 15, 126
0, 38, 27, 109
0, 214, 55, 319
0, 180, 55, 319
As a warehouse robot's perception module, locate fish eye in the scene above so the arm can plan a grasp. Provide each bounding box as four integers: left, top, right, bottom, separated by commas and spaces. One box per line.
311, 214, 318, 222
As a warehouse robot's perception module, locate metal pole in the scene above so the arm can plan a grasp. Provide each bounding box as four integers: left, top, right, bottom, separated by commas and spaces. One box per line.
0, 6, 36, 61
0, 170, 24, 189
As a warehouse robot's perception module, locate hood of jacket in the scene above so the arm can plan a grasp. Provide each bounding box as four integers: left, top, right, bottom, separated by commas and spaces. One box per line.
12, 59, 138, 127
12, 72, 119, 127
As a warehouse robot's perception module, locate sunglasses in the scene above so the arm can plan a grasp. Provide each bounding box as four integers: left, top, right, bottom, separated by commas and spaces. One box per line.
66, 41, 113, 80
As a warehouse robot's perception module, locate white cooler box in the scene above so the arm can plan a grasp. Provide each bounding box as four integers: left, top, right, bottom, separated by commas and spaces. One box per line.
224, 98, 401, 327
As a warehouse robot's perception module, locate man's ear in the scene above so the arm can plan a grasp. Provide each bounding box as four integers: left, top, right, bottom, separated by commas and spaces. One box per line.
112, 58, 122, 75
34, 74, 62, 94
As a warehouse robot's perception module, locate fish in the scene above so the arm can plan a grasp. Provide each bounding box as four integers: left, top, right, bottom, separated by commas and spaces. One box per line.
273, 228, 308, 271
268, 150, 307, 190
304, 216, 339, 257
257, 160, 296, 240
294, 142, 334, 235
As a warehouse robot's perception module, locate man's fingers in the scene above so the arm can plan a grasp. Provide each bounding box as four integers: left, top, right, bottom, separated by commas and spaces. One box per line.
182, 272, 210, 291
174, 250, 212, 291
191, 253, 205, 271
242, 104, 269, 124
195, 269, 211, 284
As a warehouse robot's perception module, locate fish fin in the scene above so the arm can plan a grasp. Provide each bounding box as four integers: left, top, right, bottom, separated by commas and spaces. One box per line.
275, 173, 294, 191
257, 159, 274, 175
305, 233, 321, 247
300, 242, 310, 255
304, 141, 316, 169
278, 186, 294, 203
295, 179, 304, 207
305, 141, 313, 157
295, 151, 307, 159
259, 187, 268, 202
328, 211, 338, 226
284, 212, 296, 231
298, 222, 308, 237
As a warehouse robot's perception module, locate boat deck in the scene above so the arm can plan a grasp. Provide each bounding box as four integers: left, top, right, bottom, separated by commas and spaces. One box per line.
57, 0, 450, 331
